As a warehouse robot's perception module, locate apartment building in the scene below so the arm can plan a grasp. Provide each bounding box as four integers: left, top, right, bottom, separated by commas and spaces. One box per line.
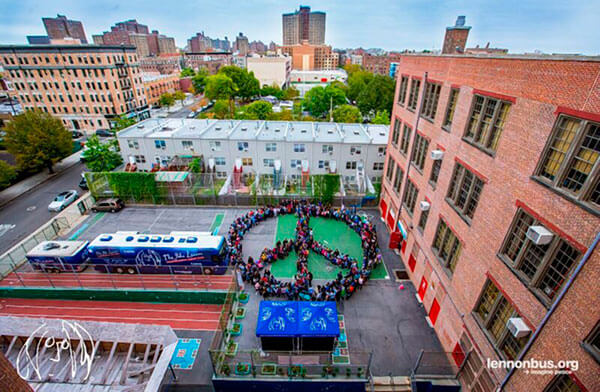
280, 41, 338, 71
183, 52, 232, 74
139, 55, 182, 74
282, 6, 326, 45
26, 14, 88, 44
380, 53, 600, 391
247, 56, 292, 88
142, 73, 180, 107
93, 20, 177, 58
0, 44, 150, 131
117, 118, 388, 184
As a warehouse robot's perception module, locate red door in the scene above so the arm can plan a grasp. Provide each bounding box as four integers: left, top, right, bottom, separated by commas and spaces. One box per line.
380, 199, 388, 218
418, 276, 428, 301
429, 298, 440, 325
408, 254, 416, 271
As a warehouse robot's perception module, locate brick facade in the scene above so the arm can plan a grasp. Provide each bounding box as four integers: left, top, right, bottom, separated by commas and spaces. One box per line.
143, 73, 181, 107
380, 54, 600, 391
362, 53, 402, 75
0, 351, 32, 392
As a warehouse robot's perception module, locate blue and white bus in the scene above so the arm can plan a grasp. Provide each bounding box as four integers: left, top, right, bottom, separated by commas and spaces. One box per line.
26, 240, 89, 272
85, 231, 228, 274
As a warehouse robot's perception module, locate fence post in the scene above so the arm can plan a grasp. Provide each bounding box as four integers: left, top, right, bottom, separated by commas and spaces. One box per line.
42, 267, 55, 288
169, 266, 177, 290
9, 261, 26, 287
106, 265, 117, 289
135, 265, 146, 290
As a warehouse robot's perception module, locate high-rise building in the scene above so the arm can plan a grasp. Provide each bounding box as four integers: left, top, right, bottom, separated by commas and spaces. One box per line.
234, 33, 249, 56
0, 44, 150, 132
282, 6, 326, 45
380, 52, 600, 392
442, 16, 471, 54
93, 20, 177, 58
188, 32, 230, 52
280, 41, 338, 70
27, 14, 87, 44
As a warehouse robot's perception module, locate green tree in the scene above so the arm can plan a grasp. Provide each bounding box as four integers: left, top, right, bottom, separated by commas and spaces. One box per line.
332, 104, 362, 123
343, 64, 363, 76
188, 157, 205, 173
159, 92, 175, 108
212, 100, 232, 119
0, 160, 16, 189
371, 109, 391, 124
205, 74, 236, 101
174, 90, 186, 106
180, 67, 195, 78
112, 114, 136, 131
302, 85, 346, 118
191, 68, 209, 94
4, 110, 72, 173
347, 70, 374, 103
268, 109, 293, 121
218, 66, 260, 100
83, 135, 123, 172
356, 74, 395, 116
260, 84, 284, 100
245, 101, 273, 120
282, 86, 300, 100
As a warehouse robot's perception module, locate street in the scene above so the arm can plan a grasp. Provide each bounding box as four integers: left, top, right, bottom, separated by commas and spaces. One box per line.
0, 161, 85, 254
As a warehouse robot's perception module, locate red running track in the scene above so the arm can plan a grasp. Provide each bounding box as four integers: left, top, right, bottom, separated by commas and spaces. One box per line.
0, 298, 223, 330
0, 272, 233, 291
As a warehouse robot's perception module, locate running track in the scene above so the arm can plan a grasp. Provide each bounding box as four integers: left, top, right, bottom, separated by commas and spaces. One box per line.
0, 272, 233, 291
0, 298, 223, 330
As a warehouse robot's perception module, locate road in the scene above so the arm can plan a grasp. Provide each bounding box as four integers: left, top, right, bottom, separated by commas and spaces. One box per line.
0, 161, 85, 254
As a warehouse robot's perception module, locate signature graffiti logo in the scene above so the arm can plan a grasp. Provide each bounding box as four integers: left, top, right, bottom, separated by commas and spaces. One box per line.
17, 320, 95, 382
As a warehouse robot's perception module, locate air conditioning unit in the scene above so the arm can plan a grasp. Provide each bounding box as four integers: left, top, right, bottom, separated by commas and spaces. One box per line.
431, 150, 444, 160
419, 201, 430, 211
526, 225, 553, 245
507, 317, 531, 338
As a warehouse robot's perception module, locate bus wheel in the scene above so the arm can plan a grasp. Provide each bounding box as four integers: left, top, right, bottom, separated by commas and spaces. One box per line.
203, 267, 213, 275
126, 267, 136, 274
116, 267, 124, 274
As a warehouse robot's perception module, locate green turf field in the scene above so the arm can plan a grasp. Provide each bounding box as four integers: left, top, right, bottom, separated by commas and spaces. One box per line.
269, 214, 389, 280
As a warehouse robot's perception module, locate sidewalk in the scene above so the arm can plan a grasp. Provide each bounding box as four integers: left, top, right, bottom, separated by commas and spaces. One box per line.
0, 151, 82, 208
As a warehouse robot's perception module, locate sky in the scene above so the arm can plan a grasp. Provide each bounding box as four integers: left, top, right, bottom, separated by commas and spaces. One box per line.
0, 0, 598, 54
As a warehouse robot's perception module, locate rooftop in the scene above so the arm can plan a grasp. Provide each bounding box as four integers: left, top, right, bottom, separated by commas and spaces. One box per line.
402, 52, 600, 62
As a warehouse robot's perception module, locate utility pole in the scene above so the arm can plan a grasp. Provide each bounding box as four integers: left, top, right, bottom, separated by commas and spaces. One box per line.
329, 95, 333, 122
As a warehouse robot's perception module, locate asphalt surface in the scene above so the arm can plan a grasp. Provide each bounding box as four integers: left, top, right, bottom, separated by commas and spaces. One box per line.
0, 161, 85, 254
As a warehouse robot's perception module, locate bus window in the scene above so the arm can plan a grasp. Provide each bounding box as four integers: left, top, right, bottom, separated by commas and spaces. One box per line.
138, 236, 149, 242
150, 236, 161, 242
126, 236, 134, 242
186, 237, 197, 243
163, 236, 174, 243
178, 238, 185, 243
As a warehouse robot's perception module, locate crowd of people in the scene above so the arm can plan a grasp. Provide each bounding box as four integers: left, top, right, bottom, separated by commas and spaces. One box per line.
225, 200, 383, 302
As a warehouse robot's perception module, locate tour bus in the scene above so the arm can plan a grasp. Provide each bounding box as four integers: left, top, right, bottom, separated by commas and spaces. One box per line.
26, 240, 89, 272
85, 231, 228, 274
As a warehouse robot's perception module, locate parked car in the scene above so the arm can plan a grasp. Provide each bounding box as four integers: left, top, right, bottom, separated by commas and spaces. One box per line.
187, 111, 196, 118
79, 174, 88, 190
72, 130, 84, 139
91, 198, 124, 213
95, 129, 113, 137
48, 190, 78, 212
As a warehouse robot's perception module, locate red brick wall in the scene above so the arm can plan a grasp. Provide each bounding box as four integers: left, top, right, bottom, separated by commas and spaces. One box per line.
442, 29, 469, 54
381, 54, 600, 390
0, 352, 32, 392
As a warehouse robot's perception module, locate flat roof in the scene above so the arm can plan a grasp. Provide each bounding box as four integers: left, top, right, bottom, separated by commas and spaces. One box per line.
87, 232, 224, 249
402, 52, 600, 62
27, 240, 88, 257
0, 44, 137, 52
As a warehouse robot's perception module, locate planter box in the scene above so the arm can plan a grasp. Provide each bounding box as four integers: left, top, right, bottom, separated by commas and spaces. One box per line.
225, 342, 238, 357
288, 365, 305, 377
235, 307, 246, 319
234, 362, 251, 376
261, 363, 277, 375
238, 292, 249, 304
230, 322, 243, 336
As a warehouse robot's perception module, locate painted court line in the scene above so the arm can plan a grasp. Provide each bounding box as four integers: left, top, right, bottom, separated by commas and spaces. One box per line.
209, 212, 225, 235
69, 212, 105, 240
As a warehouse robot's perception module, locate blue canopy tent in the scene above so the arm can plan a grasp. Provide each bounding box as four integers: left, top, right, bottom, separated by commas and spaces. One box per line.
256, 301, 340, 352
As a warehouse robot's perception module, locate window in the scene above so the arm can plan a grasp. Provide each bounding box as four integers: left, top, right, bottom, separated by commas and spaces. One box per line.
544, 375, 581, 392
583, 321, 600, 364
294, 143, 306, 152
407, 79, 421, 110
402, 179, 418, 215
391, 119, 400, 146
154, 140, 166, 149
535, 115, 600, 212
319, 160, 330, 169
265, 143, 277, 152
290, 159, 302, 168
385, 157, 395, 182
134, 155, 146, 163
474, 280, 527, 360
242, 158, 253, 166
127, 140, 139, 149
350, 146, 362, 155
373, 162, 384, 170
393, 164, 404, 194
182, 140, 193, 149
499, 209, 581, 305
446, 162, 485, 223
464, 94, 511, 154
431, 219, 461, 273
322, 144, 333, 154
264, 158, 275, 167
237, 141, 249, 151
418, 208, 429, 233
443, 88, 459, 130
209, 141, 222, 151
411, 133, 430, 171
400, 124, 411, 155
421, 82, 441, 120
215, 157, 226, 165
430, 159, 442, 186
398, 76, 409, 105
346, 161, 357, 170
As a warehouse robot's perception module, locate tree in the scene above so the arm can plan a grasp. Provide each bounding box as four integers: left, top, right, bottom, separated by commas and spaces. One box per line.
282, 86, 299, 101
302, 85, 346, 118
218, 66, 260, 101
332, 104, 362, 123
180, 67, 195, 78
212, 100, 232, 119
347, 70, 374, 103
173, 90, 186, 106
356, 74, 395, 116
112, 114, 136, 131
204, 74, 236, 101
83, 135, 123, 172
191, 68, 209, 94
244, 101, 273, 120
0, 160, 16, 189
343, 64, 363, 76
372, 110, 391, 124
159, 92, 175, 108
4, 110, 72, 173
268, 109, 293, 121
260, 84, 284, 100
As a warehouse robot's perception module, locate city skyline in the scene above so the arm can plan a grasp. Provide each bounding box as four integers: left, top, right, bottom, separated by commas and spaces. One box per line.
0, 0, 598, 54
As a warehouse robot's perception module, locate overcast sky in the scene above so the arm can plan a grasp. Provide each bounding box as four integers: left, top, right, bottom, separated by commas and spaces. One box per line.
0, 0, 598, 54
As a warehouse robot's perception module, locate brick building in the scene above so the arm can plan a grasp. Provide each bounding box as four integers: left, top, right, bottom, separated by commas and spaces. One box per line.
183, 52, 232, 74
93, 20, 177, 58
280, 41, 338, 70
379, 53, 600, 391
0, 44, 150, 132
442, 16, 471, 54
142, 73, 181, 107
282, 6, 326, 46
42, 14, 87, 44
362, 52, 403, 76
139, 54, 182, 74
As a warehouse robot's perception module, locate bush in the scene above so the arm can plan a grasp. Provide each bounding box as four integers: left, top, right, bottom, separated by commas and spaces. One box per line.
0, 160, 17, 189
